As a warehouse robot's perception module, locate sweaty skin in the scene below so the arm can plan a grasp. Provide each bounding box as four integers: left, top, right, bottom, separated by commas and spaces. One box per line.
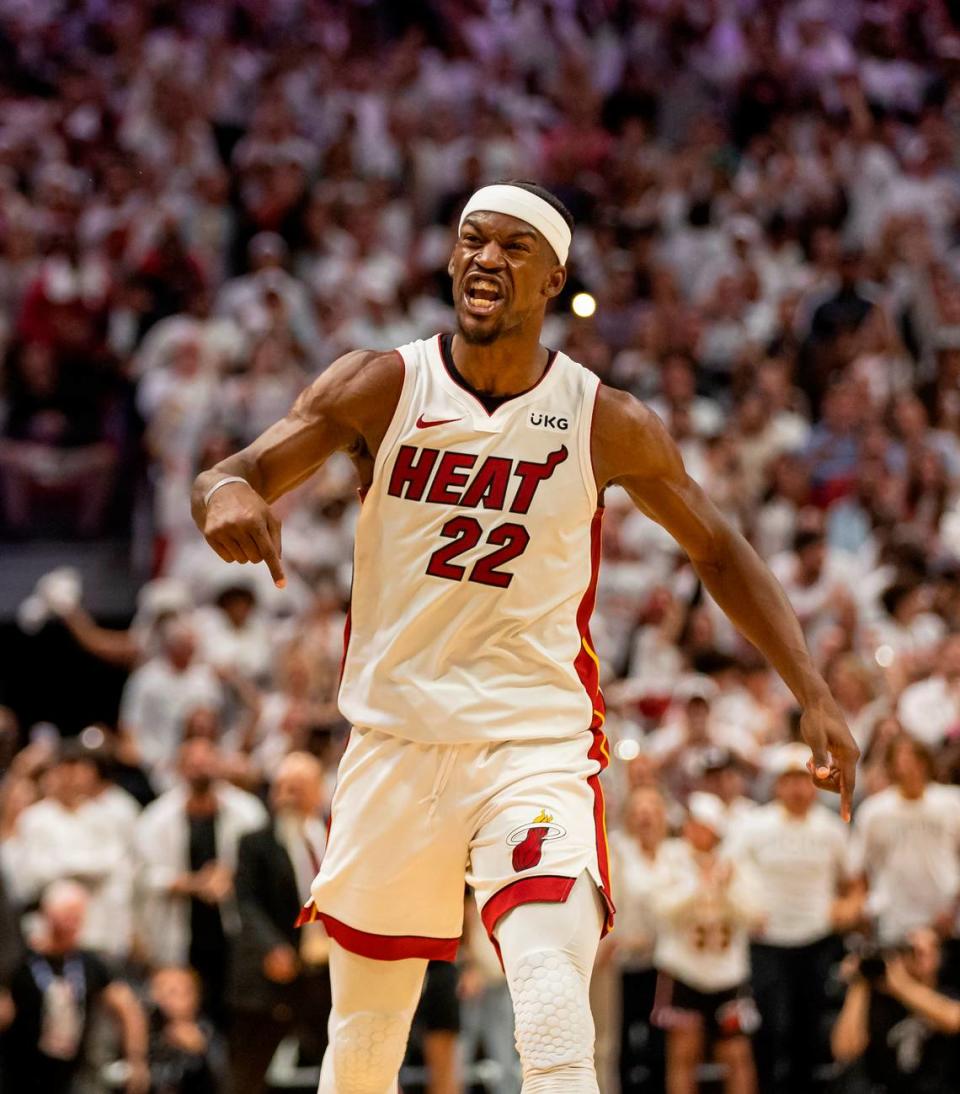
192, 208, 860, 818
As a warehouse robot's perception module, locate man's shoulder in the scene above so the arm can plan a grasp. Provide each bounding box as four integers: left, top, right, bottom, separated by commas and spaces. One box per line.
855, 786, 898, 822
808, 802, 848, 837
899, 675, 945, 702
217, 783, 268, 824
136, 786, 186, 826
728, 800, 777, 838
17, 799, 62, 830
238, 820, 277, 852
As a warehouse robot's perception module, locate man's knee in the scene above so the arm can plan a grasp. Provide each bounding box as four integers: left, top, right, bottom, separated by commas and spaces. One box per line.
327, 1008, 411, 1094
509, 949, 595, 1073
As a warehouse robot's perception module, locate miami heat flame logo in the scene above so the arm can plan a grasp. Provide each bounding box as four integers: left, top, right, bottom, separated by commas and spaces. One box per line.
507, 809, 567, 871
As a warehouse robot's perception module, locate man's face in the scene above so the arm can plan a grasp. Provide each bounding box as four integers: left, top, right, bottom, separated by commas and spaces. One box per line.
626, 787, 666, 841
150, 968, 199, 1021
179, 739, 218, 791
890, 740, 928, 788
905, 928, 940, 982
271, 762, 323, 817
46, 893, 86, 947
684, 817, 720, 853
448, 210, 565, 345
777, 770, 816, 814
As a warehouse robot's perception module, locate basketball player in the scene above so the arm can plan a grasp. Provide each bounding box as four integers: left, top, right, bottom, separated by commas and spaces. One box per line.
191, 181, 859, 1093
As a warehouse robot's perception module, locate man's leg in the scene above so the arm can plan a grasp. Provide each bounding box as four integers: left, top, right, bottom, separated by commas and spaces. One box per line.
750, 942, 791, 1092
714, 1034, 757, 1094
494, 873, 604, 1093
664, 1026, 703, 1094
318, 940, 428, 1094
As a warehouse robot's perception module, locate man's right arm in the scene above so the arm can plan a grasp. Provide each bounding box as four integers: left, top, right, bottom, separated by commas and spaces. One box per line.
190, 349, 403, 586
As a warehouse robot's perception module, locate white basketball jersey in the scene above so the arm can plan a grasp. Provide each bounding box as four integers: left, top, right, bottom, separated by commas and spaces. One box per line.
338, 334, 605, 744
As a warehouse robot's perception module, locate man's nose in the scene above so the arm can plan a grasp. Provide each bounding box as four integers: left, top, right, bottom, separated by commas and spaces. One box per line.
475, 240, 505, 267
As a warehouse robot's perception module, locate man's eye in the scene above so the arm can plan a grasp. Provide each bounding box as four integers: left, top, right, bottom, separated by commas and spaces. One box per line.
463, 234, 481, 245
508, 244, 529, 253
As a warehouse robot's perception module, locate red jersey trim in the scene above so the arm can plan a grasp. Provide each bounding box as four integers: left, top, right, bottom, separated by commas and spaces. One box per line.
296, 905, 460, 962
573, 507, 615, 934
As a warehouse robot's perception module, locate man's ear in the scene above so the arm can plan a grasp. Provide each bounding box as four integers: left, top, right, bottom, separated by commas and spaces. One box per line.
543, 264, 567, 300
447, 252, 456, 278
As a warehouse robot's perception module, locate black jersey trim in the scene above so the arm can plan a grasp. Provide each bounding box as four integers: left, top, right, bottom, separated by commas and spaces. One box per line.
438, 333, 558, 417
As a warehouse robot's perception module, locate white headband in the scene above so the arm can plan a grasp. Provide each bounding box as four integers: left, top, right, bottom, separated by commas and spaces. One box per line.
459, 184, 571, 265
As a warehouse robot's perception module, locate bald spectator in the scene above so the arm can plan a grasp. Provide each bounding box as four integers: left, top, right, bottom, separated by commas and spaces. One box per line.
1, 881, 148, 1094
134, 739, 266, 1024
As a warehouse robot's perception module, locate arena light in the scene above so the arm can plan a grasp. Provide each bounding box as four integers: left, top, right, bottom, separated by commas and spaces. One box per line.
874, 645, 895, 668
81, 725, 105, 750
571, 292, 596, 318
615, 738, 641, 762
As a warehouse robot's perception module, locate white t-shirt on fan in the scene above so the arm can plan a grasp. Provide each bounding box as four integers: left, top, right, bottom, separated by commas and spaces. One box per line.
727, 801, 848, 947
849, 783, 960, 943
651, 838, 765, 993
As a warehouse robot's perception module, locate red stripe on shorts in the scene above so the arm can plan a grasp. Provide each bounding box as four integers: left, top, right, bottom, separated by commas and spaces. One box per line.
296, 906, 460, 962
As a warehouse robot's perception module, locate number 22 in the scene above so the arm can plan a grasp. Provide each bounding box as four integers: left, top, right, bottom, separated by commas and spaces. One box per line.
426, 516, 530, 588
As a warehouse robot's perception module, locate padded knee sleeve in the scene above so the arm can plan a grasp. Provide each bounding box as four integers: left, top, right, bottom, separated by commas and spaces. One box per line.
317, 942, 425, 1094
496, 872, 603, 1092
510, 949, 595, 1071
325, 1009, 410, 1094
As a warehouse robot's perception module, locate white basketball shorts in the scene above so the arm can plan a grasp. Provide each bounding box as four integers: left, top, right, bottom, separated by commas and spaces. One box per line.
297, 726, 615, 961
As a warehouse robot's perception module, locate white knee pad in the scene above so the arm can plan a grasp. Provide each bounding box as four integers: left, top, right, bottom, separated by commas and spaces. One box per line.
318, 943, 426, 1094
510, 949, 595, 1071
495, 872, 603, 1092
326, 1009, 410, 1094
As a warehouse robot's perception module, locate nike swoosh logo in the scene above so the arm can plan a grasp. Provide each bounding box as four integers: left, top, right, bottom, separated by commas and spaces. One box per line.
416, 414, 462, 429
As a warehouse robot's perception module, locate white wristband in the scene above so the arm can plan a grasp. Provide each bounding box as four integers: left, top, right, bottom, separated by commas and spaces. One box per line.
203, 476, 250, 507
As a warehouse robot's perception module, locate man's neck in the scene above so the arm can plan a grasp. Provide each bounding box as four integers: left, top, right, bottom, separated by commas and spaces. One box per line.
451, 329, 549, 397
186, 790, 218, 816
899, 782, 926, 802
637, 834, 660, 858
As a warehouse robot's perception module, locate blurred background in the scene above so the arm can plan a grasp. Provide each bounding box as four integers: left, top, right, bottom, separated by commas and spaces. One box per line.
5, 0, 960, 1091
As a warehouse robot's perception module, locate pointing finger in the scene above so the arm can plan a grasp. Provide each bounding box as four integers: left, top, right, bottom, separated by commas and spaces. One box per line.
839, 750, 857, 824
252, 525, 286, 588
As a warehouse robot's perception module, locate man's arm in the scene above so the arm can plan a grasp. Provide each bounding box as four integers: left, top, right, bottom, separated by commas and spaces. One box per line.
593, 387, 860, 817
831, 978, 870, 1063
883, 956, 960, 1034
102, 981, 150, 1094
190, 349, 403, 586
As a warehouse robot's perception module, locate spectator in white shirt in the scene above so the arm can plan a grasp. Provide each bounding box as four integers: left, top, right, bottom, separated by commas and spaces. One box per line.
897, 634, 960, 748
729, 743, 861, 1093
192, 581, 274, 684
2, 741, 134, 959
652, 792, 765, 1094
119, 618, 223, 787
133, 737, 266, 1023
851, 735, 960, 944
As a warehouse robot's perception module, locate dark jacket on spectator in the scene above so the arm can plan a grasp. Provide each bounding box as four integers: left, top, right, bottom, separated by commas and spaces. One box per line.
227, 820, 301, 1013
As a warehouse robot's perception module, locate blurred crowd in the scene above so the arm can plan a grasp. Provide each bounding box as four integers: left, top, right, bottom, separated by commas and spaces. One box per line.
4, 0, 960, 1090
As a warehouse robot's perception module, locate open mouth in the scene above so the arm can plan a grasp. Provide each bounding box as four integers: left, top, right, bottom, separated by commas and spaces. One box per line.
463, 277, 505, 317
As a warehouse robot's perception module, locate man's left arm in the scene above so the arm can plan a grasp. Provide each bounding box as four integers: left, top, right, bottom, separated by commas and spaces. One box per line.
102, 980, 150, 1094
883, 957, 960, 1035
592, 386, 859, 818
